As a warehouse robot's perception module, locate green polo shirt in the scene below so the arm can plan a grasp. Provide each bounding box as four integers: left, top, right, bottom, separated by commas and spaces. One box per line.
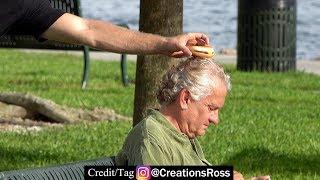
115, 109, 211, 165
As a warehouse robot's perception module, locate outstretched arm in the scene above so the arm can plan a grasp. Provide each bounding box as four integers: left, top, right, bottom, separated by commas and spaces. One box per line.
41, 13, 209, 58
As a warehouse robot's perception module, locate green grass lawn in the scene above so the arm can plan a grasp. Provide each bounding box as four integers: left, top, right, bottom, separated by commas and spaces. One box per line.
0, 49, 319, 179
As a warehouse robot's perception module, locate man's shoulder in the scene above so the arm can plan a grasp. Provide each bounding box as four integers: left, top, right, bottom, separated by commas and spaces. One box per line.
120, 116, 164, 153
129, 115, 172, 149
129, 114, 163, 139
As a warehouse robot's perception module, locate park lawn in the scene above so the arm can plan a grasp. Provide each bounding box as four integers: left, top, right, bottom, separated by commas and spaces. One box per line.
0, 49, 319, 179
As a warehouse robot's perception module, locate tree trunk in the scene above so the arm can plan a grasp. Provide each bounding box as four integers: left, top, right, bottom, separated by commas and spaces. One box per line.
133, 0, 183, 126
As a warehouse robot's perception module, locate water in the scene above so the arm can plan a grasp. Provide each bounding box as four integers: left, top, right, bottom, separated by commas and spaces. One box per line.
81, 0, 320, 60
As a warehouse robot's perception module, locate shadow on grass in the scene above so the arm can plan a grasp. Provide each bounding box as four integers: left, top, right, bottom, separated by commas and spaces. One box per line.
223, 147, 320, 175
0, 145, 67, 172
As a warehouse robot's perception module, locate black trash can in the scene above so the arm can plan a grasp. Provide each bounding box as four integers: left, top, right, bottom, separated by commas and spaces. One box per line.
237, 0, 297, 71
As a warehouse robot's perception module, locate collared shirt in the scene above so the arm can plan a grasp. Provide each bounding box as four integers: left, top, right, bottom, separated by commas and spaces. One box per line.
115, 109, 211, 165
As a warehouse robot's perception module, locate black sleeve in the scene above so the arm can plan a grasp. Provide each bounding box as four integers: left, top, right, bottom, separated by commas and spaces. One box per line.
0, 0, 25, 36
3, 0, 65, 40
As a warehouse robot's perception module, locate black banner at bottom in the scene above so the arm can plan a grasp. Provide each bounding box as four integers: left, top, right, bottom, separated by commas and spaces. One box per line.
84, 166, 233, 179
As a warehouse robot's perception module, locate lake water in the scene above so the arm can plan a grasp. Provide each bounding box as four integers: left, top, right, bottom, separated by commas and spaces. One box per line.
81, 0, 320, 60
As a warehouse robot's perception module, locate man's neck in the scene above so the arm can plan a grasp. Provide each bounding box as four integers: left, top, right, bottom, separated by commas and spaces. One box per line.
159, 105, 182, 133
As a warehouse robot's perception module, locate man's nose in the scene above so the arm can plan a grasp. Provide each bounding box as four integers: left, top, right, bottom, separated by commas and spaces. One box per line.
209, 111, 219, 125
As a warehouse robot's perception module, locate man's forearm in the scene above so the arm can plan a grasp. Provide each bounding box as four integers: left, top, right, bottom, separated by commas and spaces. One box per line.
43, 13, 168, 54
43, 13, 208, 57
85, 19, 167, 54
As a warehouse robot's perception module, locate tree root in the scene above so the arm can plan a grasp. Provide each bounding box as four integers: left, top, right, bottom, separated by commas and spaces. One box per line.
0, 92, 130, 126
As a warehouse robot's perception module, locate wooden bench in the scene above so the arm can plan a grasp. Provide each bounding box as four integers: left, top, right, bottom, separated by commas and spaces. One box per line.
0, 0, 129, 88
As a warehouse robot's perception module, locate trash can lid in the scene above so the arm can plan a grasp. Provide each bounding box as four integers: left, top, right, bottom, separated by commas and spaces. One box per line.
239, 0, 296, 11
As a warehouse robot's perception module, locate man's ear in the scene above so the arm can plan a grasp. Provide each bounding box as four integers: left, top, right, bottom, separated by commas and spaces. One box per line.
178, 89, 190, 110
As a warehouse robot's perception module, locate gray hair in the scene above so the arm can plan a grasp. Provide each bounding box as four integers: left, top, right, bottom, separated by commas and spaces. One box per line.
157, 57, 231, 106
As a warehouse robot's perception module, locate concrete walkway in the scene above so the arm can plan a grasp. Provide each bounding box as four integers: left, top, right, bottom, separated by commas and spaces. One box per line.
20, 49, 320, 75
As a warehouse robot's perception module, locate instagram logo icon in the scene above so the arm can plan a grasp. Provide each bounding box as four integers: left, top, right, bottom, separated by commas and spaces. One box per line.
136, 166, 151, 180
